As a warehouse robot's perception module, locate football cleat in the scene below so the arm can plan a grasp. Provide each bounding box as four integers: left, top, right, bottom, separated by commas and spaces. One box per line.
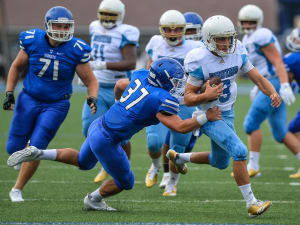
289, 169, 300, 178
9, 189, 24, 202
145, 164, 160, 188
230, 168, 261, 178
94, 168, 109, 183
83, 194, 116, 211
166, 150, 188, 174
7, 146, 42, 167
162, 185, 177, 197
248, 200, 272, 218
159, 172, 170, 189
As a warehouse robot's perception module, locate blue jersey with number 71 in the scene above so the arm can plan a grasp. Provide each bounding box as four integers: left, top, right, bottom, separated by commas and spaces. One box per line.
103, 69, 180, 141
20, 28, 91, 101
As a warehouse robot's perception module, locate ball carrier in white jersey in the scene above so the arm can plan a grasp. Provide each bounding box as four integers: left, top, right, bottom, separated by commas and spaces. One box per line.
167, 15, 282, 217
238, 4, 300, 178
79, 0, 140, 183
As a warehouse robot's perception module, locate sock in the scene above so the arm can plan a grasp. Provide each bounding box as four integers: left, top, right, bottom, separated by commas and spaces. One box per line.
248, 152, 260, 170
11, 188, 21, 192
152, 157, 161, 169
239, 183, 257, 208
163, 163, 169, 173
296, 152, 300, 161
177, 153, 192, 164
36, 149, 57, 160
165, 171, 180, 192
90, 188, 102, 201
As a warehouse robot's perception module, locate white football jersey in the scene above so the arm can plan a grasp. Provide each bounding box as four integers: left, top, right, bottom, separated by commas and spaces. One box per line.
89, 20, 140, 84
146, 35, 202, 104
242, 27, 281, 79
185, 41, 253, 111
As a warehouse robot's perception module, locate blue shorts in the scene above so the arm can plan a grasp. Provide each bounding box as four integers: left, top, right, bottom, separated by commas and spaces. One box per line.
201, 108, 248, 169
78, 118, 134, 190
6, 91, 70, 154
244, 77, 287, 142
288, 109, 300, 133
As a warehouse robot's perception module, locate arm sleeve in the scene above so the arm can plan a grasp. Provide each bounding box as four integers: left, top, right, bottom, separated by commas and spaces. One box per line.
158, 96, 180, 115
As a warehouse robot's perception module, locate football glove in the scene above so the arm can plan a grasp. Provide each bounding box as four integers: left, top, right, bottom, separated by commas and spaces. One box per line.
89, 60, 107, 70
249, 85, 259, 102
3, 91, 15, 110
279, 82, 295, 106
87, 96, 97, 113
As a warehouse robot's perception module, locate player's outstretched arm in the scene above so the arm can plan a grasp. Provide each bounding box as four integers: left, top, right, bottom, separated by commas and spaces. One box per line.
157, 107, 221, 133
76, 63, 99, 114
3, 49, 28, 110
247, 67, 281, 108
114, 78, 130, 100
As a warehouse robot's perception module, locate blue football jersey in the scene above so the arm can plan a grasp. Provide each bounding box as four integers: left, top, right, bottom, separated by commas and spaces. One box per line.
20, 28, 91, 101
103, 69, 180, 141
283, 52, 300, 88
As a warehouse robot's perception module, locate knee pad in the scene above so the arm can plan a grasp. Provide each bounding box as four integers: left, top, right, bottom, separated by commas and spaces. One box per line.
209, 155, 230, 170
243, 116, 259, 135
116, 171, 135, 190
147, 134, 163, 153
272, 130, 287, 143
78, 156, 96, 171
231, 144, 248, 161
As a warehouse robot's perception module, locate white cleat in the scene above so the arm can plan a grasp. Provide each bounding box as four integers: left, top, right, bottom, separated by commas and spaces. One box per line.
9, 189, 24, 202
13, 163, 21, 171
83, 194, 116, 211
7, 146, 42, 167
159, 172, 170, 189
166, 150, 188, 174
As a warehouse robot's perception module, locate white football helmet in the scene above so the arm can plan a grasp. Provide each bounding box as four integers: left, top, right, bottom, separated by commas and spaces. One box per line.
98, 0, 125, 29
286, 28, 300, 52
202, 15, 237, 57
159, 10, 186, 46
238, 4, 263, 34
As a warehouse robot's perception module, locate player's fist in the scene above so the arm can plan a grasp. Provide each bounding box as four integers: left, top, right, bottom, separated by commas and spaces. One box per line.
3, 91, 15, 110
200, 77, 223, 102
270, 92, 281, 108
206, 106, 222, 121
87, 96, 97, 115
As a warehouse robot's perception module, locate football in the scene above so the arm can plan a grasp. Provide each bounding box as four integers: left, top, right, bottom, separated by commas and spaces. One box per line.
200, 76, 222, 93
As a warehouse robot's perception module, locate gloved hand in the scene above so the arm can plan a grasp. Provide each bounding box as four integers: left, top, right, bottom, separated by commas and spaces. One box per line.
89, 60, 107, 70
249, 85, 259, 101
279, 82, 296, 106
3, 91, 15, 110
87, 96, 97, 115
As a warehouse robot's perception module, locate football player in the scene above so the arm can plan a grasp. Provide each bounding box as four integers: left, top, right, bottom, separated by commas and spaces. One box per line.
80, 0, 140, 183
7, 58, 222, 211
179, 15, 281, 217
3, 6, 98, 202
144, 10, 202, 196
238, 4, 300, 178
158, 11, 204, 190
283, 27, 300, 178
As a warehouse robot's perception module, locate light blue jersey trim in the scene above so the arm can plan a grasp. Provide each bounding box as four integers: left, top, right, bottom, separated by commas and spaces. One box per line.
254, 43, 275, 76
241, 54, 248, 67
190, 67, 204, 80
119, 35, 139, 49
147, 49, 153, 58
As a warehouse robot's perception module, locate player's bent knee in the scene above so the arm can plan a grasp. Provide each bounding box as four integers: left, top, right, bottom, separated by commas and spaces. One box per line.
117, 171, 134, 190
243, 118, 258, 135
78, 159, 96, 170
232, 145, 248, 161
273, 132, 286, 143
147, 134, 162, 153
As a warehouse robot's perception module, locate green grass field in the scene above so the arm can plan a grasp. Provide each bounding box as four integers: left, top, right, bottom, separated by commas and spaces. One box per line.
0, 92, 300, 225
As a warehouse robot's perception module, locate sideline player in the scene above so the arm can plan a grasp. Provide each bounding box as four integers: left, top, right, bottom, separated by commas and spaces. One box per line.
3, 6, 98, 202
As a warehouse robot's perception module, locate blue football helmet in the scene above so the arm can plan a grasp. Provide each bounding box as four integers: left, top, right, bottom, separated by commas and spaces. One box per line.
44, 6, 74, 42
148, 58, 184, 92
286, 28, 300, 52
184, 12, 203, 41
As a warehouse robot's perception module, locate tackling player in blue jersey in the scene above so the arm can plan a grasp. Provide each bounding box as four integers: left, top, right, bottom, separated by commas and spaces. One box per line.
283, 27, 300, 178
3, 6, 98, 202
7, 57, 221, 211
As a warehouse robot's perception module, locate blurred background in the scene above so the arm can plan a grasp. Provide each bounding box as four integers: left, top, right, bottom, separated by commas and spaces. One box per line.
0, 0, 300, 81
